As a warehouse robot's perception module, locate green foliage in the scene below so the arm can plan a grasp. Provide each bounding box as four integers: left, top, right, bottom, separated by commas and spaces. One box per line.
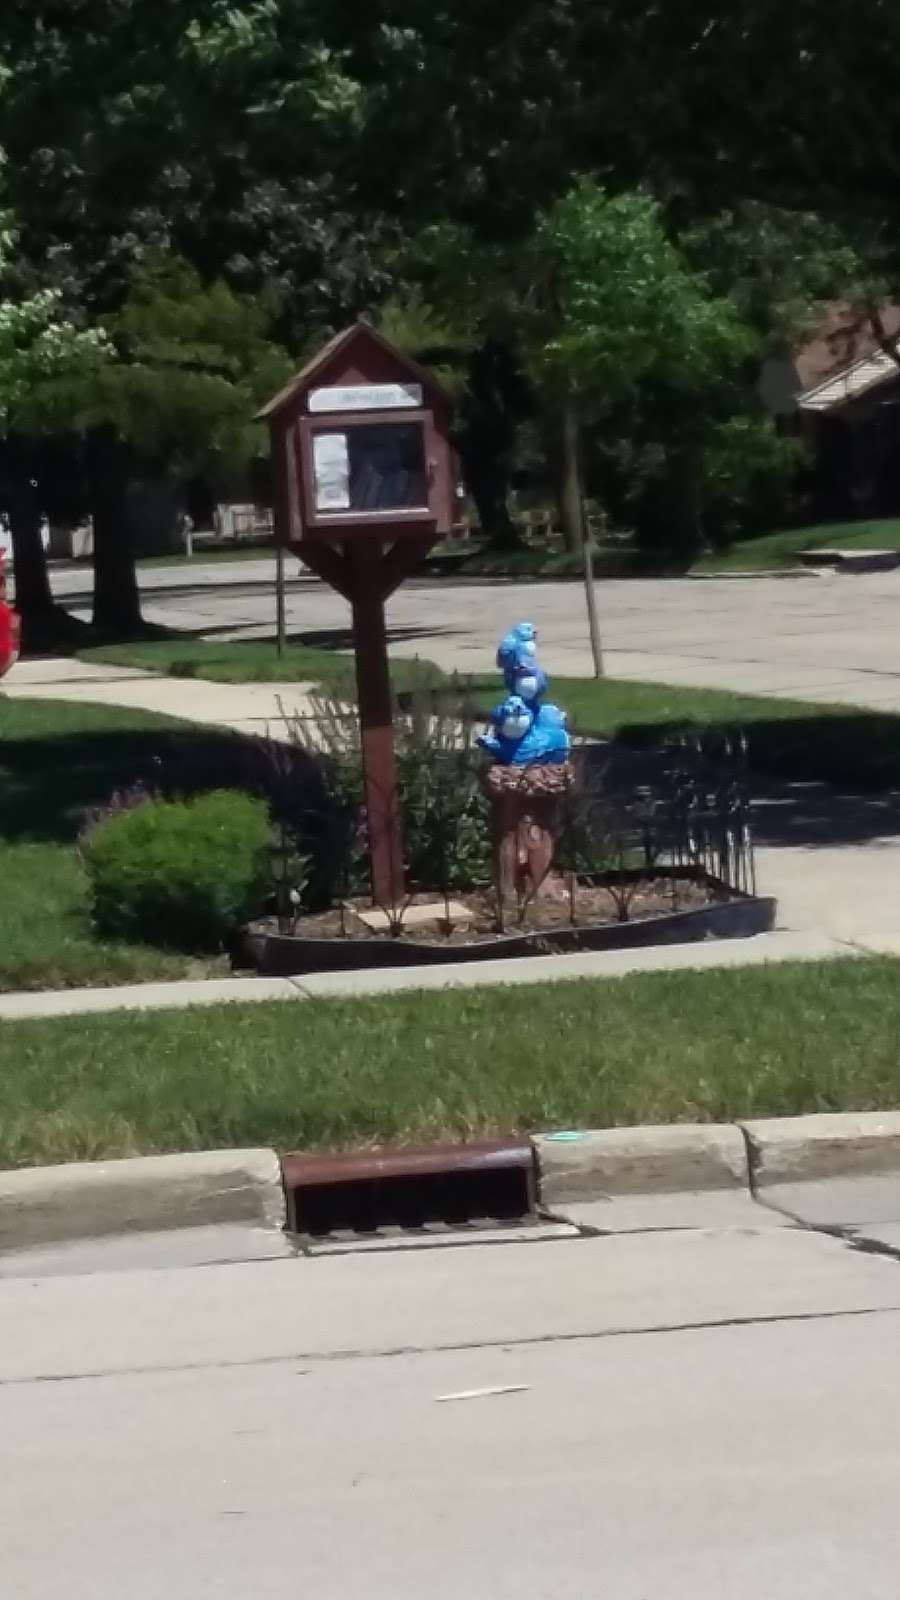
0, 157, 111, 436
695, 518, 900, 574
82, 789, 272, 952
523, 184, 791, 556
0, 839, 210, 992
589, 390, 807, 557
78, 638, 447, 690
682, 202, 872, 343
0, 694, 242, 987
374, 290, 471, 400
282, 670, 489, 905
397, 745, 489, 894
528, 184, 754, 409
21, 253, 292, 475
7, 4, 900, 572
696, 415, 806, 547
0, 0, 388, 339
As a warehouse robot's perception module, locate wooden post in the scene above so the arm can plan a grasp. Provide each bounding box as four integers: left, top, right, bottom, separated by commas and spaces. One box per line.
582, 534, 604, 679
350, 541, 405, 908
561, 398, 604, 676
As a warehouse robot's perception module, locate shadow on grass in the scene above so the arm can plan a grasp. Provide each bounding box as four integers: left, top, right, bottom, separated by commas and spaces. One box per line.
21, 617, 175, 659
78, 622, 459, 653
615, 711, 900, 792
0, 722, 320, 844
287, 624, 459, 652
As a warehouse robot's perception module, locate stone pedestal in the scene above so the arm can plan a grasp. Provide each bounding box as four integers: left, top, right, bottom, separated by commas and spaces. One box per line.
481, 762, 573, 902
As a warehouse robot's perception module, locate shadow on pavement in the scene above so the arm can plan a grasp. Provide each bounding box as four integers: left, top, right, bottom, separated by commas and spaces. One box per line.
586, 735, 900, 853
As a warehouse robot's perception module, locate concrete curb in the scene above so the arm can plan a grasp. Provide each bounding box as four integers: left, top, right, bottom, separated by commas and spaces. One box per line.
0, 1149, 285, 1252
4, 1112, 900, 1254
535, 1113, 900, 1205
739, 1112, 900, 1187
534, 1124, 749, 1204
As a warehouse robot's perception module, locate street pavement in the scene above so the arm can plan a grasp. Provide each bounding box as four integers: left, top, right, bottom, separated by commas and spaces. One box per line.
48, 555, 900, 709
4, 1193, 900, 1598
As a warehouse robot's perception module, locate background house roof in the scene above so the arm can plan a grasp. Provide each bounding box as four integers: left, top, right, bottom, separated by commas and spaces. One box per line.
794, 302, 900, 411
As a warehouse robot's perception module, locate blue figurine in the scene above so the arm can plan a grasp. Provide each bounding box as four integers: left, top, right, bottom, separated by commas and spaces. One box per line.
479, 622, 570, 765
497, 622, 544, 700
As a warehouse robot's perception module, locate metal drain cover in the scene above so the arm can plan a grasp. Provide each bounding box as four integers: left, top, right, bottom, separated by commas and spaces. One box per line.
282, 1139, 539, 1241
298, 1216, 579, 1256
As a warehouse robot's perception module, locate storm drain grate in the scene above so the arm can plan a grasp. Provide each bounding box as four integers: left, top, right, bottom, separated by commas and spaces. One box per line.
282, 1140, 537, 1242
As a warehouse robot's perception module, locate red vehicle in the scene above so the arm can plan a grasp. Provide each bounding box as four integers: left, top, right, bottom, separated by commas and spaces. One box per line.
0, 553, 20, 678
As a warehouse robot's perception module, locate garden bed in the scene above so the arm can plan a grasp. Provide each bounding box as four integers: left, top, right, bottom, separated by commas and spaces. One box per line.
242, 868, 776, 975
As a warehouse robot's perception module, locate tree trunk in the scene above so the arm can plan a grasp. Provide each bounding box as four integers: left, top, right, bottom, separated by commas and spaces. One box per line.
560, 397, 585, 552
558, 400, 605, 674
465, 464, 521, 550
88, 429, 143, 637
9, 480, 52, 617
457, 337, 526, 551
4, 439, 67, 652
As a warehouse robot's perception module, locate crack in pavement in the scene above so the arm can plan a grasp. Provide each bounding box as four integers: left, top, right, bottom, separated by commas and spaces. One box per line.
4, 1301, 900, 1390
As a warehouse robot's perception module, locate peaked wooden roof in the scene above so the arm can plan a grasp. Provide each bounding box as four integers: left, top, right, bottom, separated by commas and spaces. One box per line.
256, 320, 450, 421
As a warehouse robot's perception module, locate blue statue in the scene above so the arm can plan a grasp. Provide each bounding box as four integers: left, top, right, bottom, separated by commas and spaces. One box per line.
479, 622, 570, 765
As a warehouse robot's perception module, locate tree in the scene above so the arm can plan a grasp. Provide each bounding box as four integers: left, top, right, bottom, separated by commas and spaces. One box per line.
0, 2, 390, 345
0, 192, 111, 646
681, 203, 870, 345
27, 254, 294, 634
9, 0, 900, 337
522, 184, 754, 553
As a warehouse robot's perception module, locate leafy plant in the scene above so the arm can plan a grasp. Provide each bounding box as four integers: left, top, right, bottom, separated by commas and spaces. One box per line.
82, 789, 272, 952
281, 665, 490, 908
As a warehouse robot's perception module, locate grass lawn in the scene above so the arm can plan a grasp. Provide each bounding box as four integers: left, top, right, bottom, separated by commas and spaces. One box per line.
79, 637, 444, 691
470, 673, 900, 792
0, 696, 235, 991
426, 541, 586, 579
693, 518, 900, 574
424, 536, 643, 580
137, 542, 275, 569
3, 957, 900, 1168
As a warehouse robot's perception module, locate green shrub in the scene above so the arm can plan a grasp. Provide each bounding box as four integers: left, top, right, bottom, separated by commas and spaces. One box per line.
83, 790, 272, 951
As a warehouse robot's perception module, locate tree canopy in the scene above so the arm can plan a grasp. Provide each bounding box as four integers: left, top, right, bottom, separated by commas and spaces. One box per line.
1, 1, 897, 632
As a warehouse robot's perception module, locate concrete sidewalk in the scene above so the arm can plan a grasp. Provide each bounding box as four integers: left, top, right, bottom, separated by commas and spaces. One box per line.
0, 929, 885, 1023
2, 655, 318, 738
